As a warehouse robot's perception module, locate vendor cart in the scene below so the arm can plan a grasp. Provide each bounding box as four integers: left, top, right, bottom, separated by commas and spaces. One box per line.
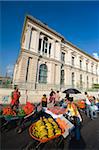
28, 120, 64, 149
0, 110, 35, 132
27, 110, 74, 150
0, 102, 36, 132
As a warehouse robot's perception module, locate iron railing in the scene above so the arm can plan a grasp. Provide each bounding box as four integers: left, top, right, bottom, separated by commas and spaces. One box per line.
0, 82, 99, 92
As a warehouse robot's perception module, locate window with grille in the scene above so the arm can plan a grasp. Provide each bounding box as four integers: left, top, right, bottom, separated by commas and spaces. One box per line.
38, 37, 51, 57
39, 64, 47, 83
87, 76, 89, 88
86, 63, 88, 71
26, 57, 31, 82
60, 70, 64, 85
96, 66, 97, 75
38, 38, 42, 53
72, 56, 74, 66
80, 60, 82, 69
72, 72, 74, 86
80, 74, 82, 87
92, 77, 94, 85
91, 64, 93, 73
61, 52, 65, 62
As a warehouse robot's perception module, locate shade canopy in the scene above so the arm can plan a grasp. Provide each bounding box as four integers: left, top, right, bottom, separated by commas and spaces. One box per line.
63, 88, 81, 94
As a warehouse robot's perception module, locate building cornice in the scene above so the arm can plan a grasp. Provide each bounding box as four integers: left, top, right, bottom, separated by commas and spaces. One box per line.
21, 49, 62, 65
64, 64, 98, 76
63, 40, 98, 62
21, 14, 98, 63
26, 15, 64, 40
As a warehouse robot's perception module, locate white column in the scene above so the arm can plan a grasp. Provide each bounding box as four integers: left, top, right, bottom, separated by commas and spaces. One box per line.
76, 54, 80, 68
47, 42, 49, 57
40, 37, 44, 55
13, 64, 17, 83
30, 30, 40, 53
55, 65, 61, 84
67, 49, 71, 65
23, 25, 32, 50
35, 30, 40, 53
50, 39, 55, 59
29, 28, 34, 51
55, 42, 61, 61
47, 63, 51, 84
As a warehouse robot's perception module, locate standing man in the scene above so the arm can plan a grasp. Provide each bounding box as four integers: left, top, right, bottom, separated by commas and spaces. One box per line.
55, 91, 60, 102
84, 92, 91, 117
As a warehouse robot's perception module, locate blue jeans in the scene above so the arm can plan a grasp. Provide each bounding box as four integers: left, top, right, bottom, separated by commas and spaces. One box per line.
96, 103, 99, 110
89, 106, 97, 119
75, 126, 80, 140
86, 105, 90, 117
71, 116, 81, 140
62, 103, 67, 108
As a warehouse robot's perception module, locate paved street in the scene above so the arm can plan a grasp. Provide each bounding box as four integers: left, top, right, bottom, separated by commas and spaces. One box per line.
1, 111, 99, 150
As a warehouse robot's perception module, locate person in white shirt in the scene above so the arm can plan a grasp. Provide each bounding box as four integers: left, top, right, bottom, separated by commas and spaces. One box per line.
85, 92, 98, 119
85, 92, 91, 117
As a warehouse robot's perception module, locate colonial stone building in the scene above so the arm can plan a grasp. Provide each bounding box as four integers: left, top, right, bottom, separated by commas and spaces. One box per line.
13, 15, 99, 91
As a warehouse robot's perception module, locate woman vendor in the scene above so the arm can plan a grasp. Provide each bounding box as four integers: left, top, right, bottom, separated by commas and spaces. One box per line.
66, 97, 82, 140
10, 87, 21, 111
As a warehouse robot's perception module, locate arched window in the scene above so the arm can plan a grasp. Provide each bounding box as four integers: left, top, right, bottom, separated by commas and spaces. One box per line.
39, 64, 47, 83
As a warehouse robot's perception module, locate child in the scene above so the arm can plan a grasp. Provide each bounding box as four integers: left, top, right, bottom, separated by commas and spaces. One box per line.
41, 94, 47, 109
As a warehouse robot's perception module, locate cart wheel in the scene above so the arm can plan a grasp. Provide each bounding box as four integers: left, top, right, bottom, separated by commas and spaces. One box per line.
15, 127, 22, 134
53, 136, 64, 149
1, 126, 9, 133
22, 142, 34, 150
22, 141, 39, 150
57, 136, 64, 149
1, 121, 9, 133
35, 142, 43, 150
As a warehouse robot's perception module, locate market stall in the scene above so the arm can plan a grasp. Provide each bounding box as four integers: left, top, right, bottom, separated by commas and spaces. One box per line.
27, 104, 75, 149
0, 102, 35, 131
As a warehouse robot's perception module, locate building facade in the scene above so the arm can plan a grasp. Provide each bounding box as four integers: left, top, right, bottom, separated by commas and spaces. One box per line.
13, 15, 99, 91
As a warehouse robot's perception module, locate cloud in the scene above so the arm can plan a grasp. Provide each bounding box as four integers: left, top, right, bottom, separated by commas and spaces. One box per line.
93, 52, 99, 59
6, 64, 14, 76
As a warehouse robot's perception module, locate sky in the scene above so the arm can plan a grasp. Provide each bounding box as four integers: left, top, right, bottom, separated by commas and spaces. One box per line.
0, 1, 99, 77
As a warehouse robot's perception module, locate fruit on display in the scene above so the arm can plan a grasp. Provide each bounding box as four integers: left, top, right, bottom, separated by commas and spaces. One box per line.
48, 106, 66, 115
31, 117, 62, 139
76, 100, 85, 109
56, 118, 68, 132
2, 107, 16, 116
22, 102, 35, 115
1, 102, 35, 117
18, 109, 26, 116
